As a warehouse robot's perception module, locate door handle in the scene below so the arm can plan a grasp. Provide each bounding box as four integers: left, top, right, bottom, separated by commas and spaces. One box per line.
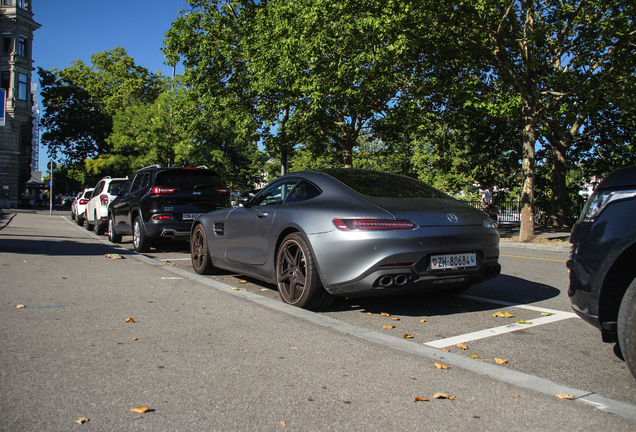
257, 212, 268, 218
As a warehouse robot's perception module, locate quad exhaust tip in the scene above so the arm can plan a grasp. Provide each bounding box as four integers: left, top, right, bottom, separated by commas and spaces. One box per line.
377, 274, 410, 287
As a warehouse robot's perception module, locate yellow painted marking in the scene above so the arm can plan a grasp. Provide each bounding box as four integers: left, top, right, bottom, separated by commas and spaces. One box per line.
501, 254, 567, 263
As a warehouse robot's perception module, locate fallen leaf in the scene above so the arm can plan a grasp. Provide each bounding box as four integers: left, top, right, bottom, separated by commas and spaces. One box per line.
4, 302, 10, 304
381, 312, 391, 317
132, 337, 138, 341
391, 317, 400, 321
105, 253, 123, 259
279, 421, 287, 426
493, 311, 515, 318
366, 312, 373, 315
402, 334, 413, 339
495, 358, 508, 364
231, 287, 241, 290
511, 394, 520, 398
541, 312, 552, 316
517, 319, 532, 325
383, 325, 395, 329
129, 406, 150, 413
433, 393, 456, 400
74, 417, 89, 424
413, 396, 429, 402
555, 394, 575, 400
456, 343, 468, 350
291, 347, 297, 350
125, 317, 135, 323
238, 280, 247, 284
62, 277, 67, 279
469, 354, 481, 359
419, 319, 426, 323
441, 348, 450, 352
15, 304, 25, 309
435, 363, 450, 370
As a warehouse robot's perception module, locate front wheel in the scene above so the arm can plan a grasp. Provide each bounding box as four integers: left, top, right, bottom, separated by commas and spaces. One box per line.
191, 224, 218, 275
133, 216, 151, 253
276, 233, 333, 310
618, 278, 636, 380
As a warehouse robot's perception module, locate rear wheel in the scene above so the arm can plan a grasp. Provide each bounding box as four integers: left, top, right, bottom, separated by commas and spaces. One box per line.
618, 278, 636, 380
108, 215, 122, 243
133, 216, 151, 253
94, 212, 105, 235
77, 213, 85, 227
191, 224, 218, 275
276, 233, 333, 310
85, 215, 94, 231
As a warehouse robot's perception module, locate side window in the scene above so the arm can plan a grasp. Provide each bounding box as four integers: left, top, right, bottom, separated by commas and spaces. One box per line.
251, 178, 300, 207
130, 174, 144, 193
93, 181, 104, 196
283, 180, 322, 204
141, 173, 150, 190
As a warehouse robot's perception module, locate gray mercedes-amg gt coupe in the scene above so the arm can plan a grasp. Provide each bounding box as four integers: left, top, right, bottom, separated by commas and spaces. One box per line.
191, 169, 501, 310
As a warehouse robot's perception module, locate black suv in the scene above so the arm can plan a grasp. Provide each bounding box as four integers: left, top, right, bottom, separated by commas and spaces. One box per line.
568, 165, 636, 379
108, 165, 230, 252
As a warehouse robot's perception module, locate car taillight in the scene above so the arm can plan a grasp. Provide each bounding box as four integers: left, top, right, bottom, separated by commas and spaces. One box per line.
150, 187, 176, 194
333, 219, 417, 231
100, 194, 109, 205
153, 215, 171, 220
79, 199, 89, 205
216, 188, 230, 195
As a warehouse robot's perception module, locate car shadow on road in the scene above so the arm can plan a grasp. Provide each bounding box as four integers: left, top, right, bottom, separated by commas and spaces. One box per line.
323, 274, 562, 317
0, 237, 131, 257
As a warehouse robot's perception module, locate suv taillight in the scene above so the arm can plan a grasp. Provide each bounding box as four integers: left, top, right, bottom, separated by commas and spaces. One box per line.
100, 194, 109, 205
150, 187, 176, 194
216, 188, 230, 195
79, 198, 89, 205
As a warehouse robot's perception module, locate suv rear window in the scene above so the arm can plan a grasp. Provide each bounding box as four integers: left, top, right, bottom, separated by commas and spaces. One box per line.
155, 170, 225, 190
107, 180, 127, 193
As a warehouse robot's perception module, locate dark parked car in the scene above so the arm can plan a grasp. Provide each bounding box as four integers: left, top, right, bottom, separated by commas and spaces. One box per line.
568, 165, 636, 379
108, 165, 230, 252
191, 169, 501, 310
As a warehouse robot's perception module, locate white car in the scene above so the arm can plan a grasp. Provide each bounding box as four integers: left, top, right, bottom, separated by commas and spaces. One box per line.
85, 177, 128, 235
73, 188, 94, 227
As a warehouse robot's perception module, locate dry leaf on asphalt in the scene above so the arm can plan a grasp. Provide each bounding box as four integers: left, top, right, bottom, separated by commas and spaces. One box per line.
456, 343, 468, 350
541, 312, 552, 316
383, 325, 395, 329
555, 394, 575, 400
132, 337, 138, 341
366, 312, 373, 315
433, 393, 456, 400
74, 417, 89, 424
402, 334, 413, 339
413, 396, 429, 402
469, 354, 481, 359
15, 304, 25, 309
435, 363, 450, 370
511, 394, 520, 398
129, 406, 150, 413
238, 280, 247, 284
104, 253, 123, 259
381, 312, 391, 317
419, 319, 426, 323
391, 317, 400, 321
517, 319, 532, 325
125, 317, 135, 323
495, 358, 508, 364
441, 348, 450, 352
493, 311, 515, 318
279, 421, 287, 426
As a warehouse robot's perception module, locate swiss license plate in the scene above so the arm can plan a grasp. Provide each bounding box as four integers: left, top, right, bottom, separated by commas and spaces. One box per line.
182, 213, 204, 220
430, 253, 476, 270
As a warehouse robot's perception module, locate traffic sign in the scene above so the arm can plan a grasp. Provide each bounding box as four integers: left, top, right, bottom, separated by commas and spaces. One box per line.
47, 161, 58, 171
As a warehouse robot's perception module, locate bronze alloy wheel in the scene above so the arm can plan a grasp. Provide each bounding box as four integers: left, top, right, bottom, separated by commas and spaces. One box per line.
191, 224, 217, 275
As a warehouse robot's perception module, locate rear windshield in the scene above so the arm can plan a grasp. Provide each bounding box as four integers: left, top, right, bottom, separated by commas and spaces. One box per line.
321, 169, 448, 199
107, 180, 127, 193
155, 170, 225, 190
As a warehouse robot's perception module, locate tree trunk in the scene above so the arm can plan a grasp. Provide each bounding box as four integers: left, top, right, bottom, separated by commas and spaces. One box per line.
519, 113, 536, 242
342, 143, 354, 168
549, 142, 567, 227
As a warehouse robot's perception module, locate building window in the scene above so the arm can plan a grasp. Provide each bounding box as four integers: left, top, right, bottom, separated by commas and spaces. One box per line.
1, 71, 9, 91
2, 34, 11, 53
2, 1, 15, 6
18, 73, 27, 100
18, 37, 27, 57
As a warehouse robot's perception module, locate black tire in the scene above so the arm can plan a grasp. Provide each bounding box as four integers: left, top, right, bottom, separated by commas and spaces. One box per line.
618, 278, 636, 380
132, 216, 151, 253
108, 215, 122, 243
191, 224, 218, 275
77, 213, 85, 227
85, 217, 95, 231
276, 233, 334, 310
94, 212, 105, 236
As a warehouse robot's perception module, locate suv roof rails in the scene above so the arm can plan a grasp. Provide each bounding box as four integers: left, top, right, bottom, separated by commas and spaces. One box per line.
196, 165, 209, 169
138, 164, 161, 171
101, 176, 111, 179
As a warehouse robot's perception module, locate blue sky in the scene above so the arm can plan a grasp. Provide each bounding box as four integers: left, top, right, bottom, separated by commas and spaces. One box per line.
32, 1, 190, 168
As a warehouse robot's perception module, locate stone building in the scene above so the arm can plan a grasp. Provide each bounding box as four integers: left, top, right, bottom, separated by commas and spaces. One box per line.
0, 0, 40, 208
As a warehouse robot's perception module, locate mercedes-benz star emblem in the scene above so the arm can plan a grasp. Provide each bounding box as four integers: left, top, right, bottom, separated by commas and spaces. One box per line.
447, 213, 458, 223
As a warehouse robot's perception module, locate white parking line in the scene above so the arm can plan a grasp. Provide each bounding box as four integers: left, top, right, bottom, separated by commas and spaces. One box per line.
424, 294, 579, 348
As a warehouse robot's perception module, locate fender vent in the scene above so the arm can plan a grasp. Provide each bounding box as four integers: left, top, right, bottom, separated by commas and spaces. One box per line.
213, 223, 224, 236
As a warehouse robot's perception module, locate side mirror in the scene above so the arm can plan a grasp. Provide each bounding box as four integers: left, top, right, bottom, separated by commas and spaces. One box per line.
237, 196, 250, 208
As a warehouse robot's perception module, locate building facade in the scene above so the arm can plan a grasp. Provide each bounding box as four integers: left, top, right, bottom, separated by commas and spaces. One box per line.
0, 0, 40, 208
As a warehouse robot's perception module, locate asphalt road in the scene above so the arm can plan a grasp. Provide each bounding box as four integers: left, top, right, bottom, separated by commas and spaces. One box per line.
1, 210, 636, 431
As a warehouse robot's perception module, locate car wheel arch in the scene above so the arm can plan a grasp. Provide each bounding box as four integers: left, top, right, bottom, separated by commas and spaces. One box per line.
598, 243, 636, 332
274, 227, 328, 288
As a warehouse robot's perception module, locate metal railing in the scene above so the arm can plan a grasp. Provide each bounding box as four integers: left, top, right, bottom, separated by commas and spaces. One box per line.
463, 201, 581, 225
